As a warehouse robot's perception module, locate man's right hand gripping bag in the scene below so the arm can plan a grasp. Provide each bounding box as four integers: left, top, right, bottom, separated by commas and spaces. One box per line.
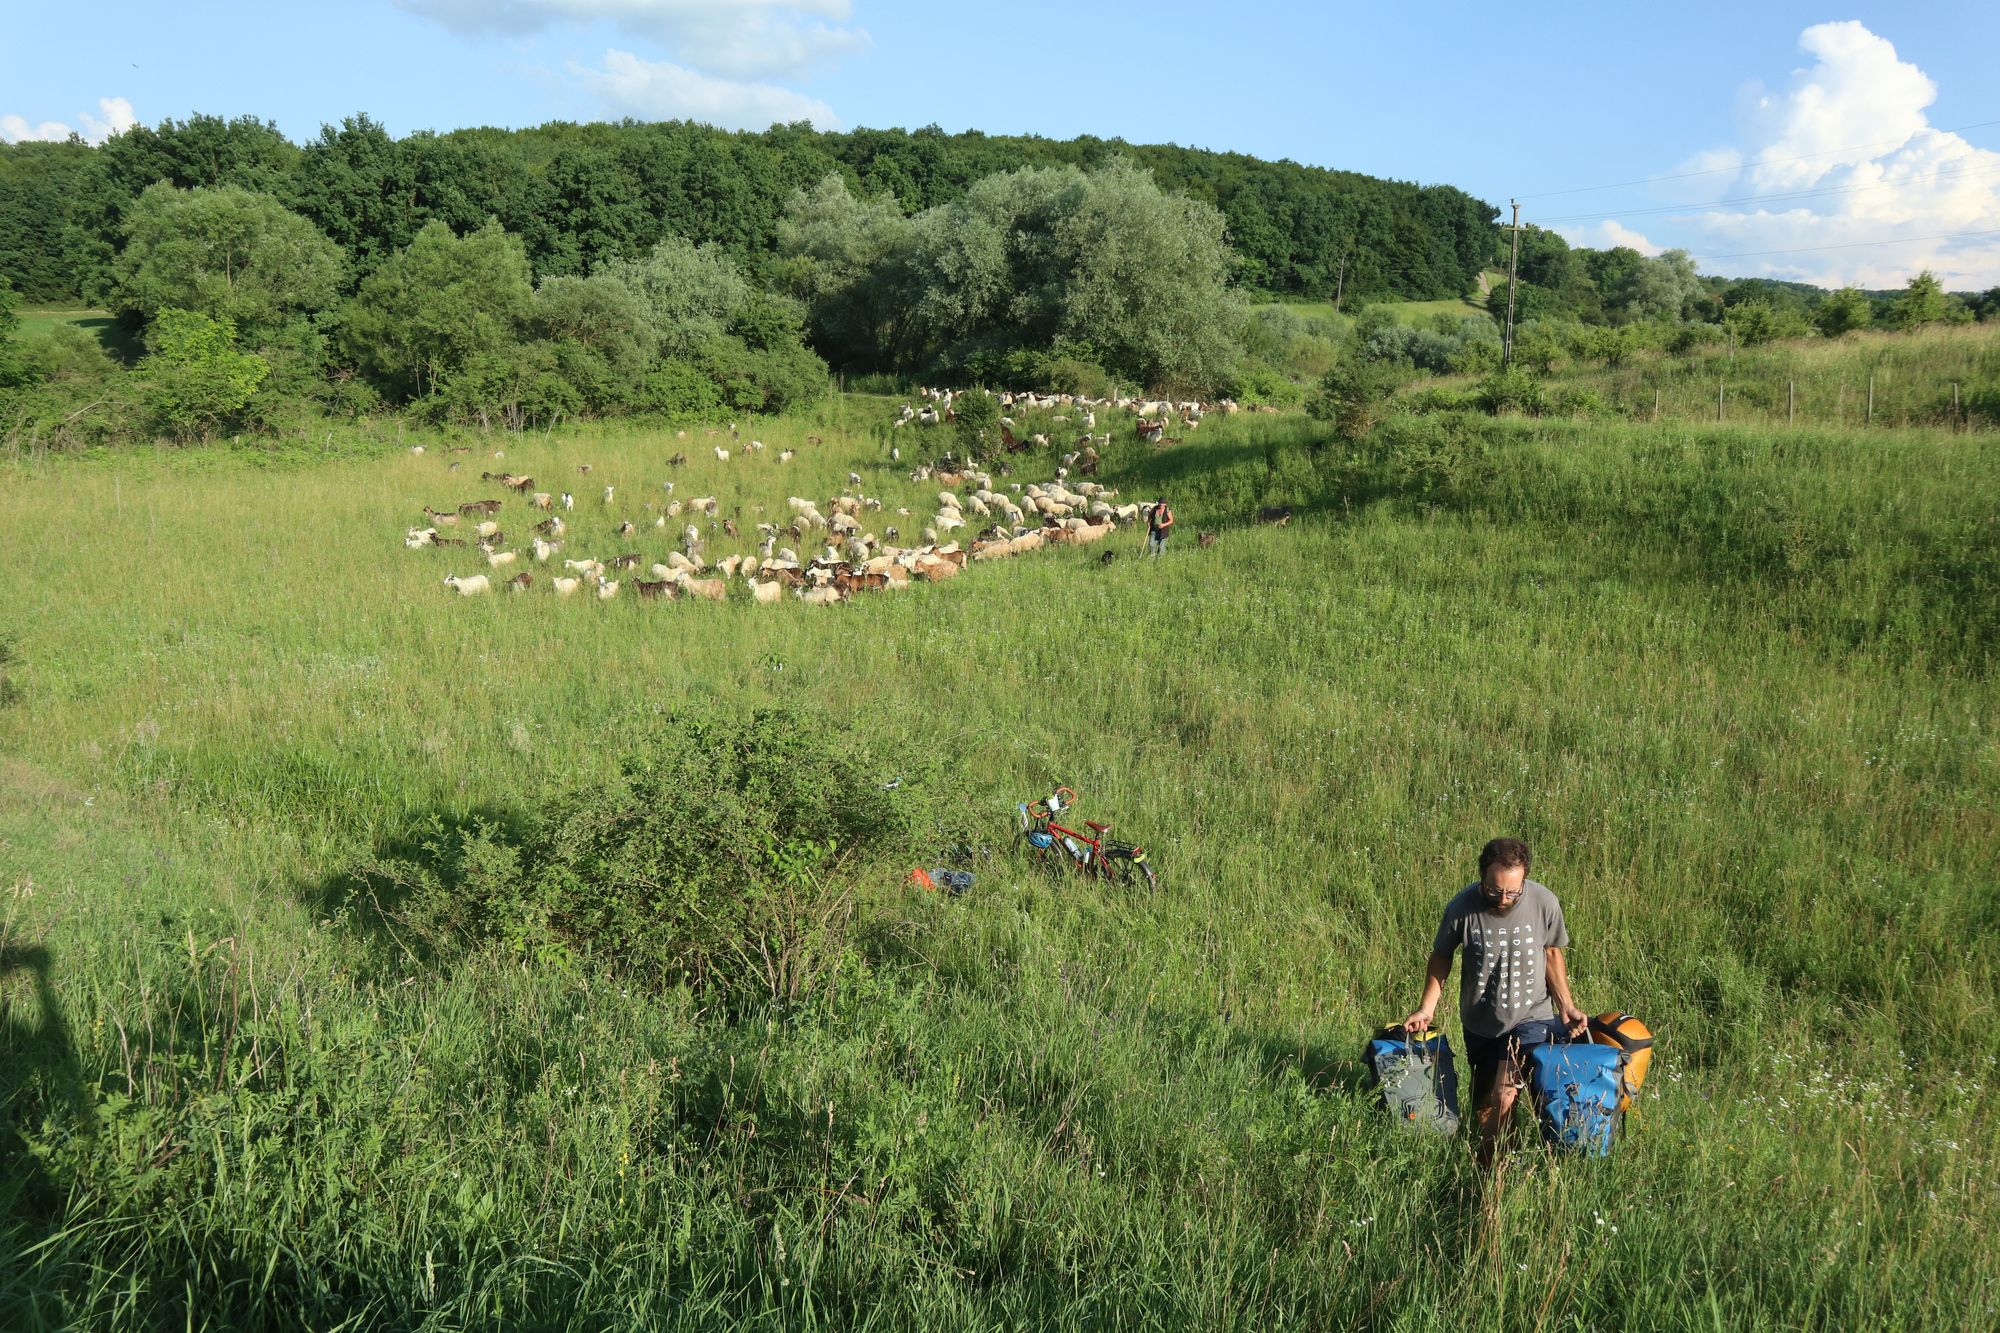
1365, 1025, 1461, 1136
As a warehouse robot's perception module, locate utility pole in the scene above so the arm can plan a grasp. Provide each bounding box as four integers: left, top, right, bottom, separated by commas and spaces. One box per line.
1333, 247, 1351, 311
1502, 199, 1522, 369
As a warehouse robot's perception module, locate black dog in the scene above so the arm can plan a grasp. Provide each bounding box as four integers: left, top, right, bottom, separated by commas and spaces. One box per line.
1099, 550, 1116, 567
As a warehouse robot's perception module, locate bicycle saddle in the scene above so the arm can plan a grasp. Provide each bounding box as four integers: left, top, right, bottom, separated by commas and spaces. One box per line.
1086, 819, 1112, 833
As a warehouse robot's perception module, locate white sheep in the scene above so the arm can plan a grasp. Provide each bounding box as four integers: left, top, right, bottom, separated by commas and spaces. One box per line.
715, 447, 730, 462
595, 576, 620, 600
486, 550, 518, 570
442, 573, 491, 596
552, 576, 582, 597
747, 577, 785, 604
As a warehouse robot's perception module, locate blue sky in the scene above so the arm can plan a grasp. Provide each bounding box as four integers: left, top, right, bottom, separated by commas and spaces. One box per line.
7, 1, 2000, 287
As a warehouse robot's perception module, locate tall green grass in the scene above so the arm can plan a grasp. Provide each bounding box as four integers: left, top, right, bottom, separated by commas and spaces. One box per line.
1499, 323, 2000, 429
0, 403, 1994, 1328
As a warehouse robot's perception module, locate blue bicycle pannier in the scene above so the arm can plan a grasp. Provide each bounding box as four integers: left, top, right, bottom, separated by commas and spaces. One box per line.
1527, 1040, 1625, 1156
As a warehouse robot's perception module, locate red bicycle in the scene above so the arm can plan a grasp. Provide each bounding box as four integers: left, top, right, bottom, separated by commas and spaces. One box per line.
1017, 786, 1158, 890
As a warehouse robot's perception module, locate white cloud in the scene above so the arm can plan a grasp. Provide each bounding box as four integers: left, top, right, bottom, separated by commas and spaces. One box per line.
1584, 23, 2000, 287
0, 96, 136, 146
571, 48, 839, 130
397, 0, 868, 79
1556, 220, 1661, 256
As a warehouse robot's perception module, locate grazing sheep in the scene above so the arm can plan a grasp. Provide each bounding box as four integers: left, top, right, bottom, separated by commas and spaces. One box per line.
486, 550, 519, 570
668, 452, 687, 467
508, 572, 534, 592
563, 558, 606, 578
674, 571, 729, 602
458, 499, 503, 517
532, 538, 561, 562
634, 578, 675, 601
442, 573, 492, 596
410, 445, 425, 455
747, 577, 785, 604
406, 527, 439, 549
715, 447, 730, 462
422, 506, 460, 526
1198, 531, 1218, 548
608, 553, 642, 570
779, 449, 795, 462
797, 585, 843, 605
531, 492, 553, 510
717, 554, 745, 578
595, 576, 620, 600
561, 492, 574, 510
601, 485, 615, 506
617, 519, 636, 537
578, 463, 593, 475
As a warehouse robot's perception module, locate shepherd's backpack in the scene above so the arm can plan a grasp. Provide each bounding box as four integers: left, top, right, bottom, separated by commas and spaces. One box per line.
1364, 1026, 1461, 1136
1526, 1039, 1625, 1156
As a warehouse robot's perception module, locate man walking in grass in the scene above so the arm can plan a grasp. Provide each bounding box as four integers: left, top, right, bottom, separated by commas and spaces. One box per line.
1403, 837, 1587, 1167
1146, 497, 1174, 556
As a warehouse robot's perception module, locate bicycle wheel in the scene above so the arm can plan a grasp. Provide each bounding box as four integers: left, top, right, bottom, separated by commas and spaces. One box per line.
1102, 847, 1158, 891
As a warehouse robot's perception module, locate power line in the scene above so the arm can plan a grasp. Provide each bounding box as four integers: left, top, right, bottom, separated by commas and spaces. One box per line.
1517, 116, 2000, 201
1689, 226, 2000, 260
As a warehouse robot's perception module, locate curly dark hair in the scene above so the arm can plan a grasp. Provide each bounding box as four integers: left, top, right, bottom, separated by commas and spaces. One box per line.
1478, 837, 1532, 877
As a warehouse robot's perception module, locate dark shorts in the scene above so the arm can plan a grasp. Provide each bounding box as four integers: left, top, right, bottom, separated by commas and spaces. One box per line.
1463, 1018, 1563, 1099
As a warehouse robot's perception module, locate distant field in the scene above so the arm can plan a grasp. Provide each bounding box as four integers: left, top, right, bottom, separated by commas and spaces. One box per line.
1259, 292, 1492, 329
16, 305, 140, 360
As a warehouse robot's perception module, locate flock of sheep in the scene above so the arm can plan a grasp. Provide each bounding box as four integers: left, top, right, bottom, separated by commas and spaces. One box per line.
404, 405, 1176, 606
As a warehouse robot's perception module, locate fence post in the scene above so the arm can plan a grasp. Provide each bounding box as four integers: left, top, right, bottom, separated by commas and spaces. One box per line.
1867, 372, 1875, 427
1953, 381, 1961, 430
1788, 379, 1795, 426
1718, 380, 1725, 423
1654, 388, 1661, 423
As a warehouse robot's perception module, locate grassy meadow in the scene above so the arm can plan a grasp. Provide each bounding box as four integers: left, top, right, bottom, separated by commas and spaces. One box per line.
0, 399, 1996, 1328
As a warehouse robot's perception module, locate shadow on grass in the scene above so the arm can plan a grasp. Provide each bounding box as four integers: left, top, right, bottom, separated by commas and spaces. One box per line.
0, 940, 94, 1309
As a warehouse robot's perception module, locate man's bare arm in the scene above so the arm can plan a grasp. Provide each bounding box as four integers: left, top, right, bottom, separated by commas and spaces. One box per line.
1544, 947, 1587, 1034
1403, 948, 1452, 1031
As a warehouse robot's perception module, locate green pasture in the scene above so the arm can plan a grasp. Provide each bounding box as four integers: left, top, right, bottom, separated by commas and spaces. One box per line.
0, 402, 1995, 1328
14, 305, 139, 361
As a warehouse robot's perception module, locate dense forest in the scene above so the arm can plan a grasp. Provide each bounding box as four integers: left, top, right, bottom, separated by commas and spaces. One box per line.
0, 113, 1497, 308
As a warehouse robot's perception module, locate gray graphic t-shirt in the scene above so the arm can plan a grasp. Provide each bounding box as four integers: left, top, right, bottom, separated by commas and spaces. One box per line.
1432, 880, 1570, 1038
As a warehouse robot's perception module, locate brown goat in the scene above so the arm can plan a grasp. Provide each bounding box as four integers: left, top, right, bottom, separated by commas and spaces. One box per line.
458, 499, 503, 517
634, 578, 675, 600
1198, 531, 1218, 548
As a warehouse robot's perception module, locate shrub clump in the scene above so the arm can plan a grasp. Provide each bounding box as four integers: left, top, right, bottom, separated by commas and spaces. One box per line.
348, 707, 963, 1003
